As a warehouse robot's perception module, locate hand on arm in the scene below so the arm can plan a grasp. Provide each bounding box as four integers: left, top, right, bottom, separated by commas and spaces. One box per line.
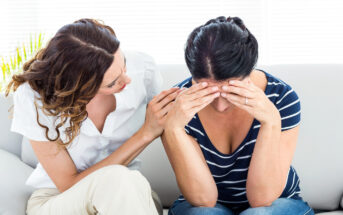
30, 87, 181, 193
119, 87, 182, 165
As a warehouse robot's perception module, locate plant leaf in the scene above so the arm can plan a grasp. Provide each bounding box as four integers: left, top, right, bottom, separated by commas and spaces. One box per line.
23, 43, 27, 60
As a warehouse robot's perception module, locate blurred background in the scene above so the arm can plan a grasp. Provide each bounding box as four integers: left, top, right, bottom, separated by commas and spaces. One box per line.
0, 0, 342, 67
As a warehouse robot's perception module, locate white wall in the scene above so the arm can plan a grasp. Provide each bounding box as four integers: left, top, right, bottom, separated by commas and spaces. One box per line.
0, 0, 342, 69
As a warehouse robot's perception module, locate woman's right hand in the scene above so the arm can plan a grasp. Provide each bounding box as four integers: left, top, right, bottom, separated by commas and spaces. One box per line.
142, 87, 182, 141
165, 82, 220, 131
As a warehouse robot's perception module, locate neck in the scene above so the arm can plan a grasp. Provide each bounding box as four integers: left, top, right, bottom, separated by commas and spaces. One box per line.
87, 93, 115, 107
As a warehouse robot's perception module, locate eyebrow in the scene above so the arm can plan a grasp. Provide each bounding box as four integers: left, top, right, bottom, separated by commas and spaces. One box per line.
106, 56, 127, 87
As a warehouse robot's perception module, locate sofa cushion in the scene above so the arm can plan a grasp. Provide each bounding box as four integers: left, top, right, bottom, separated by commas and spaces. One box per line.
0, 93, 22, 158
0, 149, 34, 215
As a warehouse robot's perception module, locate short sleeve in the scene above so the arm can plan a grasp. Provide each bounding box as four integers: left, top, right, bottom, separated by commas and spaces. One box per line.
11, 83, 58, 142
143, 54, 163, 102
275, 85, 301, 131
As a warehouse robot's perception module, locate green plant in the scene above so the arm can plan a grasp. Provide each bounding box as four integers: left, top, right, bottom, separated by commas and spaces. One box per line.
0, 33, 46, 92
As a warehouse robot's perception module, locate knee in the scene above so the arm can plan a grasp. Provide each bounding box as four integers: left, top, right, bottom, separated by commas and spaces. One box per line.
171, 201, 232, 215
92, 165, 133, 186
97, 164, 130, 177
240, 198, 293, 215
186, 207, 223, 215
240, 207, 270, 215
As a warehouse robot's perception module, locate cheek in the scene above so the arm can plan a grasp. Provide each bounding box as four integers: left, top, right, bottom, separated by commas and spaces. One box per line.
98, 87, 119, 95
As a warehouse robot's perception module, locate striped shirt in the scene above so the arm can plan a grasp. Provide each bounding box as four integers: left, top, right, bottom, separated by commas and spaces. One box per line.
174, 69, 302, 211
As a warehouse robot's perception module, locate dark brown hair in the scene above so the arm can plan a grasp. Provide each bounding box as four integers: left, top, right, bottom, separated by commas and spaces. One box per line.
6, 18, 120, 148
185, 16, 258, 80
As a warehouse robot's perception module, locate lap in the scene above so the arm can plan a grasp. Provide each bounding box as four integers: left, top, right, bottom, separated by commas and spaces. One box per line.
27, 165, 159, 215
168, 200, 234, 215
169, 198, 314, 215
239, 198, 314, 215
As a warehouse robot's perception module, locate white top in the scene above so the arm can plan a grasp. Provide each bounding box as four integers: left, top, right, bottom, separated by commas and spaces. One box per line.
10, 51, 162, 189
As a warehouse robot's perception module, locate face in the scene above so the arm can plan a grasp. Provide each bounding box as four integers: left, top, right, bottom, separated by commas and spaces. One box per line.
192, 76, 249, 113
98, 48, 131, 95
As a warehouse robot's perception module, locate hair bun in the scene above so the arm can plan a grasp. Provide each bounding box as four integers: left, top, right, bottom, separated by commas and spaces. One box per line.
232, 17, 247, 31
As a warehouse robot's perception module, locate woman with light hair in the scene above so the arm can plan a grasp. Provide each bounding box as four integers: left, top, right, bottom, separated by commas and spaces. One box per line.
6, 18, 178, 215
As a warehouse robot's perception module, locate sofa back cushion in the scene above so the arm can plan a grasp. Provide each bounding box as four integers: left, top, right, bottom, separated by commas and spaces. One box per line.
21, 137, 39, 168
0, 93, 22, 157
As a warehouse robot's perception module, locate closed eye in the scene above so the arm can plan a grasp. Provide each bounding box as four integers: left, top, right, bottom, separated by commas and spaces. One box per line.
106, 55, 126, 88
107, 80, 116, 88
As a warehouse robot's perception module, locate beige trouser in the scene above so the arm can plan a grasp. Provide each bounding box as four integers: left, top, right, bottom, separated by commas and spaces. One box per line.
26, 165, 161, 215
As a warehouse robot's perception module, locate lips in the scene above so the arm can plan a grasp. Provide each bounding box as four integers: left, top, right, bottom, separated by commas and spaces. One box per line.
119, 84, 126, 90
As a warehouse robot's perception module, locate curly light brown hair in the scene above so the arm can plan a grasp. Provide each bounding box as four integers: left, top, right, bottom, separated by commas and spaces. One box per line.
6, 18, 120, 148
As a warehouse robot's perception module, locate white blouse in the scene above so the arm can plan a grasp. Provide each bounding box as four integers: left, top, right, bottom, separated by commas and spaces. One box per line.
10, 51, 162, 189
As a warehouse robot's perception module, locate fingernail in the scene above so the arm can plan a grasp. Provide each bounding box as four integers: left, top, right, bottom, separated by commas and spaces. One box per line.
222, 85, 229, 91
212, 86, 218, 91
214, 92, 220, 97
201, 82, 208, 87
229, 80, 235, 84
221, 92, 227, 97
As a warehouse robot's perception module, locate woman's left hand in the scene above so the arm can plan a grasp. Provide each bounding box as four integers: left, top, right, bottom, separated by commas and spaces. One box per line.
221, 79, 281, 125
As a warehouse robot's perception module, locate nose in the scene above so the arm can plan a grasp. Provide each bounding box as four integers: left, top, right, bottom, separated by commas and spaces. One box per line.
212, 97, 231, 112
123, 73, 131, 85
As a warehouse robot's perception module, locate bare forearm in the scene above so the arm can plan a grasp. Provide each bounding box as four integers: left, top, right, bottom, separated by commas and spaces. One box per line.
163, 128, 217, 207
246, 120, 283, 207
110, 127, 153, 166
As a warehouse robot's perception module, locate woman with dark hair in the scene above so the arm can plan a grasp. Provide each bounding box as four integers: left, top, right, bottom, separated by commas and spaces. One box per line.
162, 16, 314, 215
6, 19, 177, 215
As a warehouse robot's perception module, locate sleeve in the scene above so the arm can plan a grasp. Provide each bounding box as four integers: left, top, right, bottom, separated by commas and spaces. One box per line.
143, 54, 163, 102
10, 84, 57, 142
275, 85, 301, 131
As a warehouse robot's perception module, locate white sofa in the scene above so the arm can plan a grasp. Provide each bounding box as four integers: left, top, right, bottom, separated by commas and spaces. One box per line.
1, 60, 343, 215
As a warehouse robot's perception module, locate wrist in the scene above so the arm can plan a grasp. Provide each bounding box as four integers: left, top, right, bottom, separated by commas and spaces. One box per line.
260, 115, 281, 128
164, 126, 185, 135
138, 124, 156, 144
261, 104, 281, 127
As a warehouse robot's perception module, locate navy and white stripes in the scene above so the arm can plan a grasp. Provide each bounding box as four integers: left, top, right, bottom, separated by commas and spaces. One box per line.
174, 69, 302, 210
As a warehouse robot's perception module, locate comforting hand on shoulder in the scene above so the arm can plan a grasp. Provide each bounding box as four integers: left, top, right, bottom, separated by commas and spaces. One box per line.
143, 87, 181, 140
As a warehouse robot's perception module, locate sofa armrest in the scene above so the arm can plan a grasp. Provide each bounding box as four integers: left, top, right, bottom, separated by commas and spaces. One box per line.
0, 149, 34, 215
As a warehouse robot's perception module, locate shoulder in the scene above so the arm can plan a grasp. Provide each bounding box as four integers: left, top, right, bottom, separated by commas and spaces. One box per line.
261, 70, 300, 108
13, 82, 38, 105
259, 70, 301, 131
123, 50, 162, 102
11, 82, 58, 141
124, 50, 156, 75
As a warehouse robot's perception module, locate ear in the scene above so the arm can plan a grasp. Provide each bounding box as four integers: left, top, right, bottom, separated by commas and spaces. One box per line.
247, 77, 252, 84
